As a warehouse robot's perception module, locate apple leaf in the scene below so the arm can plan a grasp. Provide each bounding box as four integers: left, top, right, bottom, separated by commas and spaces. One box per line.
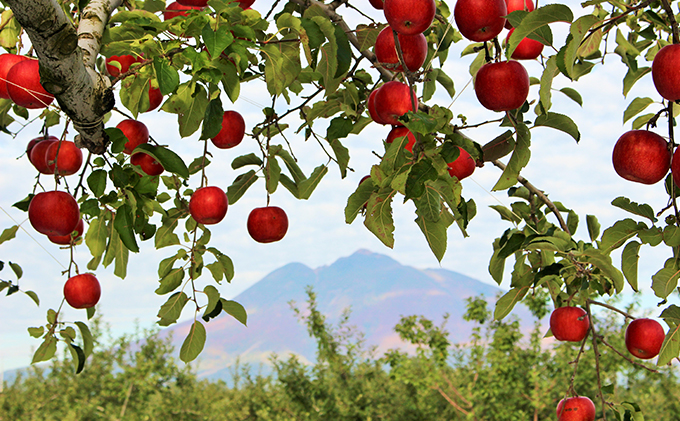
538, 56, 559, 113
87, 169, 107, 198
227, 170, 258, 205
179, 320, 206, 363
0, 225, 18, 245
74, 321, 94, 358
202, 22, 234, 61
559, 87, 583, 106
664, 225, 680, 247
232, 153, 263, 170
153, 57, 179, 96
611, 196, 657, 222
355, 23, 383, 51
534, 112, 580, 142
599, 218, 646, 253
494, 286, 530, 320
583, 248, 624, 293
492, 123, 531, 191
155, 209, 182, 249
24, 290, 39, 306
489, 240, 506, 284
555, 14, 599, 80
265, 154, 281, 194
364, 190, 396, 248
207, 247, 234, 282
623, 97, 655, 124
221, 298, 248, 326
134, 144, 190, 179
327, 138, 350, 178
298, 165, 328, 200
200, 97, 224, 140
405, 160, 438, 202
104, 228, 130, 279
113, 203, 139, 253
413, 185, 442, 222
621, 241, 641, 292
161, 82, 209, 138
202, 285, 221, 321
482, 130, 514, 162
345, 177, 375, 224
652, 260, 680, 299
632, 112, 655, 130
657, 307, 680, 365
506, 4, 574, 60
155, 267, 185, 295
274, 149, 305, 183
157, 291, 189, 326
31, 335, 57, 364
415, 205, 453, 262
623, 65, 651, 98
586, 214, 601, 242
217, 59, 240, 103
498, 232, 526, 259
120, 74, 152, 118
85, 217, 109, 265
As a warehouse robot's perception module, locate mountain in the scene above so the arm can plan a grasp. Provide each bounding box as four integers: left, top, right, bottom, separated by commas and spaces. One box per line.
164, 249, 536, 380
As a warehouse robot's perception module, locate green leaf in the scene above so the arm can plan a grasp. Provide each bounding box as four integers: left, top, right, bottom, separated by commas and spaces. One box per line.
364, 190, 395, 248
492, 124, 531, 191
179, 320, 206, 363
599, 218, 645, 253
157, 291, 189, 326
155, 267, 185, 295
31, 335, 57, 364
506, 4, 574, 60
413, 185, 442, 222
327, 117, 353, 140
538, 56, 559, 112
652, 261, 680, 299
658, 305, 680, 365
202, 22, 234, 59
405, 160, 438, 201
554, 14, 599, 80
232, 153, 263, 169
200, 97, 224, 140
481, 130, 515, 162
104, 227, 130, 279
586, 214, 600, 241
583, 248, 624, 293
623, 97, 655, 124
534, 112, 580, 142
265, 154, 281, 194
611, 196, 657, 222
68, 344, 87, 374
113, 204, 139, 253
155, 211, 182, 249
134, 144, 189, 178
28, 326, 44, 338
202, 285, 221, 320
227, 170, 258, 205
161, 82, 209, 137
345, 177, 374, 224
9, 261, 22, 279
0, 225, 18, 245
207, 247, 234, 282
298, 165, 328, 199
632, 113, 655, 130
24, 290, 39, 306
86, 217, 109, 267
664, 225, 680, 247
415, 206, 453, 262
153, 57, 180, 96
621, 241, 640, 292
87, 169, 107, 197
494, 286, 530, 320
558, 87, 582, 106
74, 321, 94, 357
221, 299, 247, 326
623, 65, 651, 98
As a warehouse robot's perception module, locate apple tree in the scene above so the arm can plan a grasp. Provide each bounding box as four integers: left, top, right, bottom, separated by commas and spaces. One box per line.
1, 0, 680, 416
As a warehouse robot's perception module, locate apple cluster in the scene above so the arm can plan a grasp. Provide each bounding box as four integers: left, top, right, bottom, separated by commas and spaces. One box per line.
0, 54, 54, 109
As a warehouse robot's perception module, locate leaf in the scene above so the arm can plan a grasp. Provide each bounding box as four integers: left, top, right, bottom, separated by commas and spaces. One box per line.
611, 196, 657, 222
227, 170, 258, 205
202, 22, 233, 59
652, 262, 680, 299
623, 65, 651, 98
221, 299, 247, 326
621, 241, 640, 292
200, 97, 224, 140
113, 204, 139, 253
494, 286, 530, 320
538, 56, 559, 112
9, 261, 22, 279
583, 248, 624, 293
153, 57, 180, 96
298, 165, 328, 199
481, 130, 515, 162
415, 206, 453, 262
554, 14, 599, 80
664, 225, 680, 247
492, 124, 531, 191
623, 97, 655, 124
202, 285, 221, 321
506, 4, 574, 60
599, 218, 645, 253
24, 290, 40, 306
364, 190, 395, 248
86, 217, 109, 265
405, 160, 438, 201
534, 112, 580, 142
161, 82, 209, 137
558, 87, 583, 106
345, 177, 375, 223
32, 335, 57, 364
179, 320, 206, 363
0, 225, 18, 245
74, 321, 94, 357
68, 344, 87, 374
28, 326, 44, 338
658, 305, 680, 365
134, 144, 189, 178
586, 214, 600, 241
232, 153, 263, 169
87, 169, 108, 197
155, 267, 185, 295
265, 154, 281, 194
157, 291, 189, 326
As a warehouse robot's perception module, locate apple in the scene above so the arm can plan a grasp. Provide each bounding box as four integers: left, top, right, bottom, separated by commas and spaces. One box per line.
474, 60, 529, 112
6, 58, 55, 109
454, 0, 507, 42
211, 110, 246, 149
612, 130, 670, 185
177, 0, 208, 7
116, 119, 150, 154
29, 136, 58, 174
368, 89, 389, 125
235, 0, 255, 9
63, 273, 101, 309
163, 1, 203, 20
549, 306, 589, 342
0, 54, 29, 99
383, 0, 436, 35
141, 86, 163, 113
504, 0, 534, 29
652, 44, 680, 101
48, 219, 84, 245
374, 27, 428, 72
105, 54, 142, 78
556, 396, 596, 421
447, 146, 476, 180
131, 152, 164, 176
374, 81, 419, 126
507, 28, 544, 60
369, 0, 384, 9
625, 318, 665, 359
46, 140, 83, 176
28, 191, 80, 236
386, 126, 416, 153
247, 206, 289, 243
189, 186, 228, 225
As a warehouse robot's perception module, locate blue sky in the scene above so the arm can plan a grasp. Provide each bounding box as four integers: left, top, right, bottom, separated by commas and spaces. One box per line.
0, 0, 675, 372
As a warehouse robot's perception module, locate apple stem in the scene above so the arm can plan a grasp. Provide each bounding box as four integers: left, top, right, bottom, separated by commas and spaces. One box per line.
200, 139, 208, 188
587, 299, 636, 320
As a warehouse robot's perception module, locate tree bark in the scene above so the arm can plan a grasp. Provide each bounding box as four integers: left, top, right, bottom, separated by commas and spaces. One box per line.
5, 0, 122, 154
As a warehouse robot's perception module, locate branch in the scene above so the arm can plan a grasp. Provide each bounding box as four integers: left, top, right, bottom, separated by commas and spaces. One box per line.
492, 159, 571, 234
660, 0, 680, 44
5, 0, 122, 154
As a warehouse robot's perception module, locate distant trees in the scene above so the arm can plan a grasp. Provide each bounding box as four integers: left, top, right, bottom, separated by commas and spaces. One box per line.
2, 291, 678, 420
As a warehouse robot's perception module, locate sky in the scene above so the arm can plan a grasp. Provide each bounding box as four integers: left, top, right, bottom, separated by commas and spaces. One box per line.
0, 0, 676, 372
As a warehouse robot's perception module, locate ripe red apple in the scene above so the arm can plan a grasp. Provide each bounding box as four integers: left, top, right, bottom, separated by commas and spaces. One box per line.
141, 86, 163, 113
504, 0, 534, 29
447, 147, 476, 180
374, 81, 419, 126
454, 0, 507, 42
105, 54, 142, 78
211, 110, 246, 149
0, 54, 29, 99
29, 136, 58, 174
383, 0, 436, 35
63, 273, 101, 309
189, 186, 228, 225
369, 0, 384, 9
550, 306, 589, 342
474, 60, 529, 112
48, 219, 84, 245
163, 1, 203, 19
506, 28, 544, 60
652, 44, 680, 102
556, 396, 596, 421
612, 130, 670, 185
46, 140, 83, 176
7, 58, 55, 109
374, 27, 428, 72
28, 191, 80, 236
131, 152, 164, 176
116, 119, 149, 154
177, 0, 208, 6
386, 126, 416, 152
368, 89, 389, 125
625, 318, 665, 359
247, 206, 289, 243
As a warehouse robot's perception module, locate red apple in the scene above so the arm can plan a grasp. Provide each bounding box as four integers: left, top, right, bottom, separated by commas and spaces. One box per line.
369, 0, 384, 9
474, 60, 529, 112
7, 59, 55, 109
211, 110, 246, 149
131, 152, 164, 176
0, 54, 29, 99
177, 0, 208, 6
189, 186, 228, 225
28, 191, 80, 236
625, 318, 665, 359
383, 0, 436, 35
374, 81, 419, 126
48, 219, 84, 245
141, 86, 163, 113
247, 206, 289, 243
163, 1, 203, 20
105, 54, 142, 78
374, 27, 428, 72
504, 0, 534, 29
235, 0, 255, 9
386, 126, 416, 152
29, 136, 58, 174
507, 28, 544, 60
447, 147, 476, 180
549, 306, 589, 342
63, 273, 101, 309
116, 119, 150, 154
652, 44, 680, 101
612, 130, 670, 185
368, 89, 389, 125
556, 396, 596, 421
46, 140, 83, 176
454, 0, 507, 42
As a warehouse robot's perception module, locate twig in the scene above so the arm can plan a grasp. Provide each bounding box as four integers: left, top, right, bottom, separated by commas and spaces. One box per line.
587, 299, 636, 320
433, 385, 471, 415
585, 301, 607, 420
597, 334, 659, 373
660, 0, 680, 44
